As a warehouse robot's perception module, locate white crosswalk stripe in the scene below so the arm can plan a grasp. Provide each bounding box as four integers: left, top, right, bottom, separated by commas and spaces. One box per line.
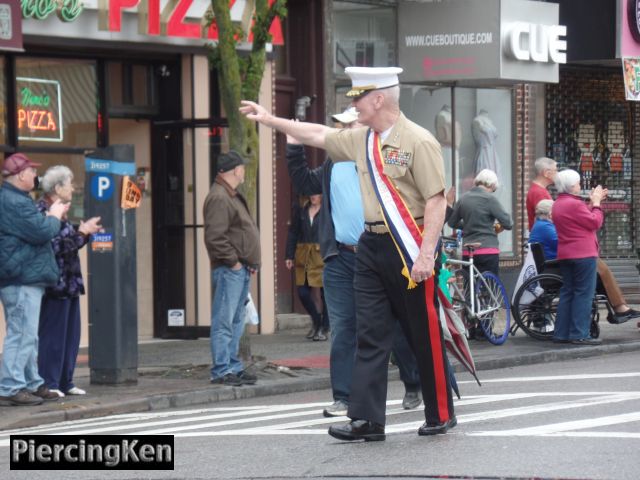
1, 371, 639, 446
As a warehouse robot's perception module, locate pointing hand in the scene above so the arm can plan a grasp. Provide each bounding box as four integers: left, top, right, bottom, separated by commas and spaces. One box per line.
239, 100, 270, 123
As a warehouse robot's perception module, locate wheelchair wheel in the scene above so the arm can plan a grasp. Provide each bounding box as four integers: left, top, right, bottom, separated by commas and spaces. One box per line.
512, 273, 562, 340
476, 272, 511, 345
590, 304, 601, 339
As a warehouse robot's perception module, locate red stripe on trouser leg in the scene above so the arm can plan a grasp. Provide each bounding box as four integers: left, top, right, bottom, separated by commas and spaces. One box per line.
424, 276, 450, 422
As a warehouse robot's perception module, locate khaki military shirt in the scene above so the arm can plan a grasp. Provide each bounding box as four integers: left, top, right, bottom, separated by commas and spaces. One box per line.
325, 113, 445, 223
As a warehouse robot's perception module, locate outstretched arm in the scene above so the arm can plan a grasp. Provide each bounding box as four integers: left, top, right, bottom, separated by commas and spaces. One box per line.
240, 100, 333, 149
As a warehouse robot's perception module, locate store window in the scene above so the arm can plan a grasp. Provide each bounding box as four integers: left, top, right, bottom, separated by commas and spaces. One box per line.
27, 152, 87, 223
107, 61, 159, 116
15, 57, 97, 149
401, 86, 515, 256
333, 2, 396, 74
546, 68, 634, 256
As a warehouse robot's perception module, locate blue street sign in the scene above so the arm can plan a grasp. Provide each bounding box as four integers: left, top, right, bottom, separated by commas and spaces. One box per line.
85, 157, 136, 176
90, 174, 114, 201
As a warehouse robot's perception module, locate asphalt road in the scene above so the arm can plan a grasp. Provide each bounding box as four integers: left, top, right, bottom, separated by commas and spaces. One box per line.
1, 352, 639, 480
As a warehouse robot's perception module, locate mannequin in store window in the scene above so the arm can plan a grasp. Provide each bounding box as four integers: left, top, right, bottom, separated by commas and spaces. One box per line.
435, 105, 461, 190
472, 109, 501, 179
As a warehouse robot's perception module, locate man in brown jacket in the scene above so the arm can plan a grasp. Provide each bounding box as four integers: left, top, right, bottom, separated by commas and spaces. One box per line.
204, 150, 261, 387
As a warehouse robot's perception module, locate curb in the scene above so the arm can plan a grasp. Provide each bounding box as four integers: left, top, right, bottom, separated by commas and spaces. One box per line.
2, 376, 333, 431
4, 341, 640, 431
470, 340, 640, 372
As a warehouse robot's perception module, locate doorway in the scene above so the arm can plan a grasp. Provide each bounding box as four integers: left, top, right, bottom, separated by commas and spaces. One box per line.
151, 120, 229, 338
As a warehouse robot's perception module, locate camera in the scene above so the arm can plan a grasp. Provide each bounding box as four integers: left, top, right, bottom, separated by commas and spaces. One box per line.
295, 95, 315, 121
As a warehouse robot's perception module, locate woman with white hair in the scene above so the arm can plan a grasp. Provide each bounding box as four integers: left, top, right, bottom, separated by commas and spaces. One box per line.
529, 199, 557, 261
551, 169, 605, 345
447, 169, 513, 277
36, 165, 102, 397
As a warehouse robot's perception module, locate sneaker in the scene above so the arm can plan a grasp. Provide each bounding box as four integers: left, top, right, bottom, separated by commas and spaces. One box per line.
33, 386, 60, 402
50, 389, 66, 398
570, 337, 602, 346
313, 331, 328, 341
0, 390, 43, 406
323, 399, 348, 417
211, 373, 243, 387
305, 328, 317, 339
402, 390, 422, 410
237, 370, 257, 385
65, 387, 86, 396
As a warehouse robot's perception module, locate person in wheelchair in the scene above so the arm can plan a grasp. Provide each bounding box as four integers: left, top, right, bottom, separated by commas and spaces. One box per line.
530, 198, 640, 325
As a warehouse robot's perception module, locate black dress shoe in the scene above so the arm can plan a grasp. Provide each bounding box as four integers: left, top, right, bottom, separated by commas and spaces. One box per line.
328, 420, 385, 442
418, 416, 457, 436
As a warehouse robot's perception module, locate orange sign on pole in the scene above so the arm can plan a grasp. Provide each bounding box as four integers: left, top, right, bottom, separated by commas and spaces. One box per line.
121, 175, 142, 209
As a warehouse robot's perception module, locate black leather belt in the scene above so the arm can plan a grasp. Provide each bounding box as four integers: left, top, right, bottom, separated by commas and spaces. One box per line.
338, 243, 357, 253
364, 223, 389, 234
364, 218, 424, 234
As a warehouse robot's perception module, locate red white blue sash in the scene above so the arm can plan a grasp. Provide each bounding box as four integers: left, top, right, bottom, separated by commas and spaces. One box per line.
367, 130, 452, 422
366, 130, 423, 288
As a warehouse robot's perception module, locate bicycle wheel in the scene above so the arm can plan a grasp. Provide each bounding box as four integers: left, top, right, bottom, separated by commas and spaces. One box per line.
475, 271, 511, 345
512, 273, 562, 340
449, 268, 471, 334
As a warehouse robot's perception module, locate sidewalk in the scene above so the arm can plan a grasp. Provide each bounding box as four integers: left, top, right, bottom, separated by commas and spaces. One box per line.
1, 319, 639, 431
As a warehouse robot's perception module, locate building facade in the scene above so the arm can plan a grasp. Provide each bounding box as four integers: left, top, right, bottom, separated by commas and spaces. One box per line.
0, 0, 280, 350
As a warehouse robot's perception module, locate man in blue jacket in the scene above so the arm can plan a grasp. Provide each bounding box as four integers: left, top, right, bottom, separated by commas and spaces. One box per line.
0, 153, 68, 406
286, 108, 423, 417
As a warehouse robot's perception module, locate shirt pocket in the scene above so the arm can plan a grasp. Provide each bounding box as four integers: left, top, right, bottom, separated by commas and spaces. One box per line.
382, 164, 408, 179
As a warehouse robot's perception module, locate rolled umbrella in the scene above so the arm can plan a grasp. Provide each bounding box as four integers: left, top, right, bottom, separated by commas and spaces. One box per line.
438, 287, 481, 386
446, 355, 460, 399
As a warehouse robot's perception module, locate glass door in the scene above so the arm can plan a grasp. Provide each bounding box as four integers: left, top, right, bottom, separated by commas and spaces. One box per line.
151, 119, 228, 339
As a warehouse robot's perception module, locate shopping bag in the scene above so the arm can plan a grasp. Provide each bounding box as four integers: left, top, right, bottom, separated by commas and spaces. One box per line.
244, 293, 260, 326
512, 245, 539, 306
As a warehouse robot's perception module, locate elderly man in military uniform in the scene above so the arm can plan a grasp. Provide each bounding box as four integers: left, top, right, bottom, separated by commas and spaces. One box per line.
240, 66, 455, 441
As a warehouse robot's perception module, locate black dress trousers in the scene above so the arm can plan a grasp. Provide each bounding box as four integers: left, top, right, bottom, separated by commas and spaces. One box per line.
347, 231, 454, 426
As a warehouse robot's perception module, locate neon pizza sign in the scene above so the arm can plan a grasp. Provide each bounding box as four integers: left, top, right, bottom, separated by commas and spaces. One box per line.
16, 77, 63, 143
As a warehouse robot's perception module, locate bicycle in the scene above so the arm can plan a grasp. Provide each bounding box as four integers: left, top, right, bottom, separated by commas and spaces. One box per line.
441, 236, 511, 345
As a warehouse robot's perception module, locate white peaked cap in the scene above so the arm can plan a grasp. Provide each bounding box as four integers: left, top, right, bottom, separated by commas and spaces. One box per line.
345, 66, 403, 97
331, 106, 359, 124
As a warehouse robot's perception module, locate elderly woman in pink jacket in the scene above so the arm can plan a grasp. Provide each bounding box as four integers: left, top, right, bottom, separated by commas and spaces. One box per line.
551, 169, 606, 346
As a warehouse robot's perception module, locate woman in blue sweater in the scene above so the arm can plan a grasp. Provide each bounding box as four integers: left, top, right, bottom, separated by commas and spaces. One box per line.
529, 199, 557, 260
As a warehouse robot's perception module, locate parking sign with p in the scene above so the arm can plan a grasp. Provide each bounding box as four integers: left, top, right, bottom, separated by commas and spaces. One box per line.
91, 174, 114, 201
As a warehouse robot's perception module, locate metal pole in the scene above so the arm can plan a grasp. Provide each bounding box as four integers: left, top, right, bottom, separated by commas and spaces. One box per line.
190, 54, 199, 329
451, 85, 457, 189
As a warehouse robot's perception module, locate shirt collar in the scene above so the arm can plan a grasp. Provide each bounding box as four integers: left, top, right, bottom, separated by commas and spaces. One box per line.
215, 175, 237, 197
1, 182, 30, 196
379, 112, 406, 149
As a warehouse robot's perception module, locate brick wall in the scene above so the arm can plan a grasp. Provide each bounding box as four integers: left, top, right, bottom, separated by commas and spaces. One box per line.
504, 84, 537, 270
